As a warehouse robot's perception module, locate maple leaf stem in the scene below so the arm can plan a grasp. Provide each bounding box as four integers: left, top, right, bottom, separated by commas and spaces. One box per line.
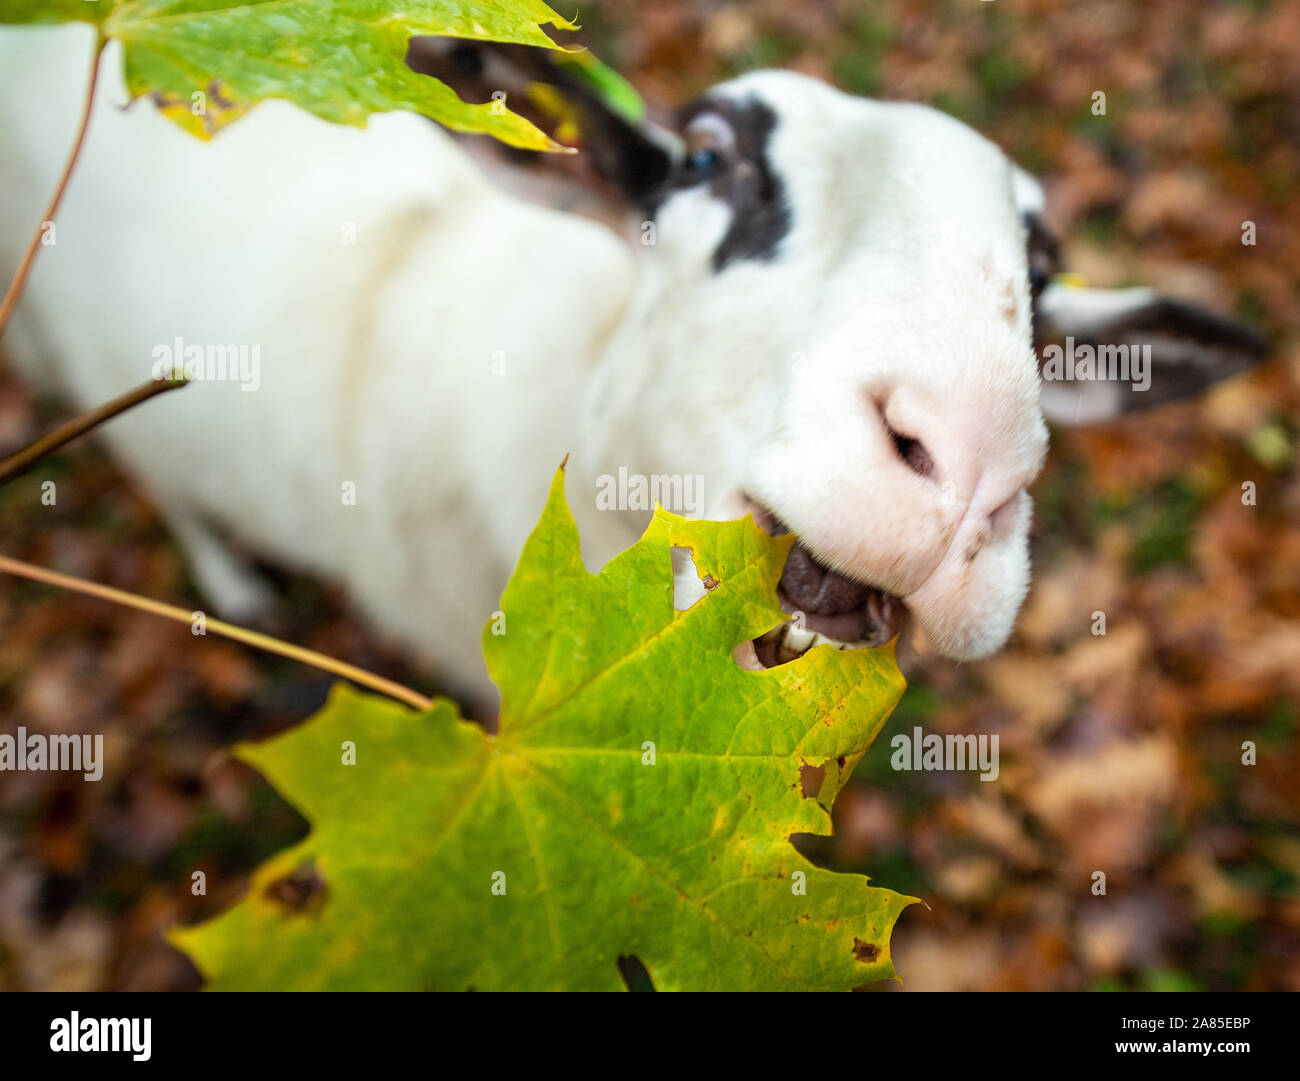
0, 375, 190, 487
0, 554, 434, 712
0, 33, 107, 339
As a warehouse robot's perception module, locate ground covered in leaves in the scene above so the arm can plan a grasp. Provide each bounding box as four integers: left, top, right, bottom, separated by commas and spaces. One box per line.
2, 0, 1298, 990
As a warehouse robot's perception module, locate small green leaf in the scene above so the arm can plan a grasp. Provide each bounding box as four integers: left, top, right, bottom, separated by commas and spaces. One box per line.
555, 49, 645, 122
3, 0, 579, 148
171, 469, 914, 990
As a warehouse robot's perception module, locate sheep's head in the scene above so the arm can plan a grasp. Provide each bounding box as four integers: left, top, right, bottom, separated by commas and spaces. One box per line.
579, 73, 1044, 662
535, 66, 1268, 667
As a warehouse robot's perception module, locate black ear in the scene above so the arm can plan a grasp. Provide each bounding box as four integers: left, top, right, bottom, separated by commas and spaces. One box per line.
1031, 282, 1269, 425
405, 37, 675, 207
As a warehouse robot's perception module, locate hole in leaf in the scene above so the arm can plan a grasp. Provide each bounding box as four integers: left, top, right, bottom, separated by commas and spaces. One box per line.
670, 546, 710, 611
733, 640, 765, 671
617, 955, 656, 992
799, 756, 848, 805
799, 762, 826, 798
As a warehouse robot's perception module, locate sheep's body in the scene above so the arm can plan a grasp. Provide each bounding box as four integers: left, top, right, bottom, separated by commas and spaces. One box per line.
1, 31, 641, 698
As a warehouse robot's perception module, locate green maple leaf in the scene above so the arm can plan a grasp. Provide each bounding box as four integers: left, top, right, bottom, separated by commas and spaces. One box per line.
170, 469, 915, 990
1, 0, 578, 148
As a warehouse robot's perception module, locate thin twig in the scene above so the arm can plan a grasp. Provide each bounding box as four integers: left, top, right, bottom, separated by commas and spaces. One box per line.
0, 376, 190, 487
0, 35, 107, 338
0, 555, 435, 712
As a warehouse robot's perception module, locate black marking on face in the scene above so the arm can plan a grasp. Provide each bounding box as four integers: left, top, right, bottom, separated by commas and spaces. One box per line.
1024, 213, 1060, 299
651, 97, 793, 272
1024, 211, 1061, 342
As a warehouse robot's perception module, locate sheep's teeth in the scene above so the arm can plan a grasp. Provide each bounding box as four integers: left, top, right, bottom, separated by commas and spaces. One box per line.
777, 623, 816, 663
785, 628, 856, 660
757, 621, 870, 667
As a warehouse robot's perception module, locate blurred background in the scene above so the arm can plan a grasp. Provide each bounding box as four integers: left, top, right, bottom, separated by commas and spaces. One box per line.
1, 0, 1297, 990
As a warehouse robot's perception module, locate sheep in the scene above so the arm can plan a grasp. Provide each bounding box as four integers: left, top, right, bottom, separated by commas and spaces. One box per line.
0, 27, 1267, 708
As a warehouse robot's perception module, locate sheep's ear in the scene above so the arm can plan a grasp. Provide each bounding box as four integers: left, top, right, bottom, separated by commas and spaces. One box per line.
406, 37, 675, 205
1032, 281, 1269, 425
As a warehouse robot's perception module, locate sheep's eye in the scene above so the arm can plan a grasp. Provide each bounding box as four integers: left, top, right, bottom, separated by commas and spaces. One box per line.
687, 146, 721, 174
681, 111, 735, 182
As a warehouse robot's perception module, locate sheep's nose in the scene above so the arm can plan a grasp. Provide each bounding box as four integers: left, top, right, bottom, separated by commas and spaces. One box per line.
877, 387, 1034, 541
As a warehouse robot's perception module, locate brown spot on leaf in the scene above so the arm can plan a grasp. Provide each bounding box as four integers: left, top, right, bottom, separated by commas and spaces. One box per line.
853, 938, 880, 963
265, 861, 327, 913
206, 79, 236, 111
702, 574, 718, 591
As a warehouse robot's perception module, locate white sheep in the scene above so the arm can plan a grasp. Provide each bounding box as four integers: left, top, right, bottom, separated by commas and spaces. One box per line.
0, 27, 1265, 708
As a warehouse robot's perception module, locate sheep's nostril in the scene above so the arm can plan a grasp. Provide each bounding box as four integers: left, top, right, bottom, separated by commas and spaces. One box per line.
890, 429, 935, 479
875, 394, 936, 479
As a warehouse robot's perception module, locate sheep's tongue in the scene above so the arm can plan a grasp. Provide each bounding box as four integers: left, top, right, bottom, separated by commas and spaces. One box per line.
748, 518, 901, 668
765, 518, 865, 616
779, 541, 866, 616
776, 542, 882, 643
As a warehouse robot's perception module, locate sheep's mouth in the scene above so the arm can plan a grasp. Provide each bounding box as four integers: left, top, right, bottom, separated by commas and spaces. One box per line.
745, 506, 908, 669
